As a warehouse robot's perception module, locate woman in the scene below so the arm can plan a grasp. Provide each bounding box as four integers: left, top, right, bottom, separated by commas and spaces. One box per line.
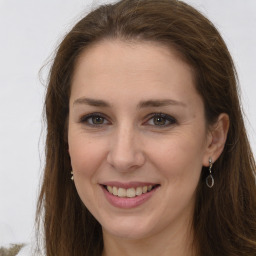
36, 0, 256, 255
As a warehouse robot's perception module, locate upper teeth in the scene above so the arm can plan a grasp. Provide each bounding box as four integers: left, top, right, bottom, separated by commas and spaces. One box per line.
106, 185, 153, 198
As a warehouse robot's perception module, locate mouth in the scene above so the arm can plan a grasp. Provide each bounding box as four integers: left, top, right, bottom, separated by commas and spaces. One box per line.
101, 184, 160, 198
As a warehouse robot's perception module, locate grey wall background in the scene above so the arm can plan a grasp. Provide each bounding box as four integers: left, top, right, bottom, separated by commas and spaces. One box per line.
0, 0, 255, 246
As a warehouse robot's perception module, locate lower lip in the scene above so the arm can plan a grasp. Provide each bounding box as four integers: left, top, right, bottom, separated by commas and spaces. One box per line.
101, 186, 158, 209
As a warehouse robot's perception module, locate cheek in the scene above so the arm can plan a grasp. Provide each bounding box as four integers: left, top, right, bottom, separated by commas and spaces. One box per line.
68, 134, 106, 208
68, 132, 106, 179
148, 131, 206, 182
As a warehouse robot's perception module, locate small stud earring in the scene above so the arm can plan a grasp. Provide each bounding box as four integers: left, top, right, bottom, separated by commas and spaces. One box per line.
206, 157, 214, 188
71, 171, 74, 181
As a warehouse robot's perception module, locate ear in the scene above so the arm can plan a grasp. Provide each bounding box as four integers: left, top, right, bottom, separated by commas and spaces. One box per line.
203, 113, 230, 166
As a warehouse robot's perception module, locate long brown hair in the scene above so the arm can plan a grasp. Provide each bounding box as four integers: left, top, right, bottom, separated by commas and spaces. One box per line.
36, 0, 256, 255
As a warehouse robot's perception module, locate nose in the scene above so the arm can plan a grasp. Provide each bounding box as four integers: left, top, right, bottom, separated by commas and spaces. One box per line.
107, 124, 145, 172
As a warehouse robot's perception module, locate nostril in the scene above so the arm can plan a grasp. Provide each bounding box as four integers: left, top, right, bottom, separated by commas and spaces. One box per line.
106, 139, 146, 171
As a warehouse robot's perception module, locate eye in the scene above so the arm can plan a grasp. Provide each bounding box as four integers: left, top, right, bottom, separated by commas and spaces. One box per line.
80, 113, 109, 126
146, 113, 176, 127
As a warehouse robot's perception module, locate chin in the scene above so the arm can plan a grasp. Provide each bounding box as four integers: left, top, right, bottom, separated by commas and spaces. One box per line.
104, 226, 151, 240
101, 216, 157, 240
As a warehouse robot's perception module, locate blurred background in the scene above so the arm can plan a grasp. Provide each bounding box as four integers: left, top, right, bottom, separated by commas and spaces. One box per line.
0, 0, 255, 247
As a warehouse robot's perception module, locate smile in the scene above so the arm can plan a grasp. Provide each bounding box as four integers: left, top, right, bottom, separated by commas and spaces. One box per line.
103, 184, 159, 198
100, 182, 160, 208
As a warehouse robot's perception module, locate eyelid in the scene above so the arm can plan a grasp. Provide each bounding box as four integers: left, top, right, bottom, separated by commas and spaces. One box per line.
79, 112, 110, 126
144, 113, 177, 127
78, 112, 176, 128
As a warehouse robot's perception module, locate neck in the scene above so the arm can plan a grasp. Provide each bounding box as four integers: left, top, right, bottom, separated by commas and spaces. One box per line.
102, 218, 196, 256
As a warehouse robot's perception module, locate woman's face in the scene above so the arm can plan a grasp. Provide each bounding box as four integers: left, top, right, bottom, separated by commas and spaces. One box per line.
68, 40, 211, 240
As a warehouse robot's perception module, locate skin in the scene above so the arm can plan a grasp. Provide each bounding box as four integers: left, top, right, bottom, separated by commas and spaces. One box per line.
68, 39, 229, 256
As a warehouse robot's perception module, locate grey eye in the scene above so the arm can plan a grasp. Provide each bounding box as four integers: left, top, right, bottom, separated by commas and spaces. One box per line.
153, 116, 168, 126
91, 116, 105, 124
147, 113, 176, 127
80, 113, 109, 126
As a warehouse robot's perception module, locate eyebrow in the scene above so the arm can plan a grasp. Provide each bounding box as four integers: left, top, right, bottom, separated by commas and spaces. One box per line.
73, 97, 111, 107
73, 97, 186, 108
138, 99, 187, 108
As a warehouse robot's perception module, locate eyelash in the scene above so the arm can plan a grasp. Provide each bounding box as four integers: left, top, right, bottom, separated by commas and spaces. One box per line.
79, 112, 109, 127
79, 112, 177, 128
145, 113, 177, 127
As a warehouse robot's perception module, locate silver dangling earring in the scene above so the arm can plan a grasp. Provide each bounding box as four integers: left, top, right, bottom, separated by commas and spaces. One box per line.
206, 157, 214, 188
71, 171, 74, 181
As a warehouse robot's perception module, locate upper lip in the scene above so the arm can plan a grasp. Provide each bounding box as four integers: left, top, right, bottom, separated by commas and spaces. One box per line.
100, 181, 159, 189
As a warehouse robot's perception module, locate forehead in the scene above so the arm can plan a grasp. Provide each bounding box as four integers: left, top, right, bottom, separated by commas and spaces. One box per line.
74, 39, 191, 76
70, 39, 199, 106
